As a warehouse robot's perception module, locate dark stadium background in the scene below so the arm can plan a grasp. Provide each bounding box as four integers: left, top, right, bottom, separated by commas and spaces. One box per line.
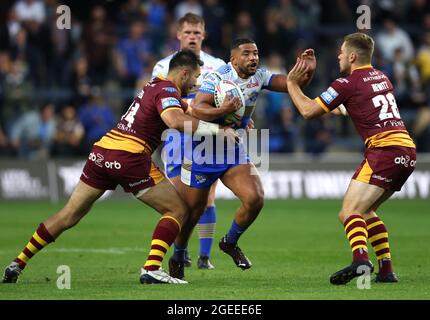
1, 0, 430, 159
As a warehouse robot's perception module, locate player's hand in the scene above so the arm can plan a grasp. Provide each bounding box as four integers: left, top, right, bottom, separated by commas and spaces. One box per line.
287, 58, 310, 84
300, 48, 316, 72
220, 94, 241, 115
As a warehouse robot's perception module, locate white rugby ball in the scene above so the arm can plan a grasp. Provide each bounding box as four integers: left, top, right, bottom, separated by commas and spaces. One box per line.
214, 80, 246, 125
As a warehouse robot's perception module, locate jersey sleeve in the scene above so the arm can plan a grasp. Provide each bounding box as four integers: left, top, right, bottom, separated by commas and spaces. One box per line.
155, 86, 188, 116
259, 68, 274, 89
213, 59, 226, 69
315, 78, 354, 112
198, 72, 222, 95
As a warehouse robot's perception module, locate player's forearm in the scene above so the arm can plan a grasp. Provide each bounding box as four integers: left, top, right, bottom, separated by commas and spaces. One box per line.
287, 81, 317, 119
170, 113, 220, 135
192, 102, 228, 121
269, 73, 312, 93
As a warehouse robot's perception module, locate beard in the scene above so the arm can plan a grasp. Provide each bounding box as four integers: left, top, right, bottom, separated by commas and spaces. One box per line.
239, 64, 257, 77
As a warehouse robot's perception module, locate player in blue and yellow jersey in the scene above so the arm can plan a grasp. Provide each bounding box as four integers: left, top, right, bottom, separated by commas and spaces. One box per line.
168, 39, 316, 280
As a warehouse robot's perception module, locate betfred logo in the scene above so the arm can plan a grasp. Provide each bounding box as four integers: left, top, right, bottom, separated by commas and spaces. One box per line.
394, 155, 416, 168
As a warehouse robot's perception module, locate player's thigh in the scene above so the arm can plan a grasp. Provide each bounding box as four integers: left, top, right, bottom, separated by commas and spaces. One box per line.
169, 175, 181, 190
175, 180, 212, 220
55, 180, 105, 224
221, 163, 264, 206
362, 190, 395, 220
136, 179, 188, 224
169, 174, 212, 216
341, 179, 386, 218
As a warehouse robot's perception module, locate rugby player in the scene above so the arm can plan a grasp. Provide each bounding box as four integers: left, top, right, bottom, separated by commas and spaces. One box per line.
168, 38, 316, 279
152, 13, 225, 269
286, 32, 416, 284
2, 50, 238, 285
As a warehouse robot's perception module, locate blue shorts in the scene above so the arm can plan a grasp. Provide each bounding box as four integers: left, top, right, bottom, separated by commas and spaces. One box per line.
163, 131, 188, 179
180, 140, 250, 189
165, 163, 181, 178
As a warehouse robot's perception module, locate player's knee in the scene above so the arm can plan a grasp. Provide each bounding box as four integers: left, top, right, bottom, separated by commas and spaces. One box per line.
167, 200, 189, 223
190, 203, 207, 223
243, 190, 264, 214
338, 210, 360, 224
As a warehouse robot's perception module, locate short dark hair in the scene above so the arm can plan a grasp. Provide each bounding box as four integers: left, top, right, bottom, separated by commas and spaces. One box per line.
178, 13, 205, 29
168, 49, 203, 73
230, 38, 256, 51
344, 32, 375, 64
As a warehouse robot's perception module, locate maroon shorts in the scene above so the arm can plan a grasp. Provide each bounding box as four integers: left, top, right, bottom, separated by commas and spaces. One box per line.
80, 145, 165, 193
352, 146, 416, 191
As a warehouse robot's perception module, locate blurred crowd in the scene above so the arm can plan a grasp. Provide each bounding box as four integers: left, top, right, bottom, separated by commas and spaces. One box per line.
1, 0, 430, 160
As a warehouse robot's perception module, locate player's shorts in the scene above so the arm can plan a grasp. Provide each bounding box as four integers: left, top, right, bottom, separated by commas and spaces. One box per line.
352, 146, 416, 191
165, 163, 181, 179
80, 145, 165, 193
163, 131, 187, 179
180, 142, 250, 188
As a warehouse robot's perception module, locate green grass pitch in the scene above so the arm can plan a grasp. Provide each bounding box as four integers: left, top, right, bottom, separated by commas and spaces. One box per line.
0, 199, 429, 300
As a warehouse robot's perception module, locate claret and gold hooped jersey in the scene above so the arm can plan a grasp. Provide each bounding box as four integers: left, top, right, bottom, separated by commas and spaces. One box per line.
95, 77, 189, 153
315, 65, 416, 149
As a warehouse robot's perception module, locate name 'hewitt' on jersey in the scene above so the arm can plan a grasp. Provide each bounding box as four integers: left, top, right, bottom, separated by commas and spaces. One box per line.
315, 65, 415, 149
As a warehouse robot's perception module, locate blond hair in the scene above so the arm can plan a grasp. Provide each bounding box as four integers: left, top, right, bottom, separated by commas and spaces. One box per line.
344, 32, 375, 64
178, 13, 205, 29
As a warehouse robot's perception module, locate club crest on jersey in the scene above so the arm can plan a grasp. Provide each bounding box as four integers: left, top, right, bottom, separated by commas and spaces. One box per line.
161, 97, 181, 109
162, 87, 178, 93
194, 174, 207, 184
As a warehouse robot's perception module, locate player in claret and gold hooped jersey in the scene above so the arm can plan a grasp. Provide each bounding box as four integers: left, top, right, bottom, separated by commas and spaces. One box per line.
2, 50, 239, 285
287, 32, 416, 285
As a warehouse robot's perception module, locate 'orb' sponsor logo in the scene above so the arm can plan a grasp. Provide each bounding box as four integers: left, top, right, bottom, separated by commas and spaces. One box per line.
88, 152, 122, 169
104, 161, 122, 170
394, 156, 416, 168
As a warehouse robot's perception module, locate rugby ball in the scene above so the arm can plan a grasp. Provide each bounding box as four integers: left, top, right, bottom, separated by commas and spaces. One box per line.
214, 80, 246, 125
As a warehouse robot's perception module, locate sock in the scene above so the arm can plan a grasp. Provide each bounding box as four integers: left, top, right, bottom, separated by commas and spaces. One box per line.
343, 215, 369, 262
225, 220, 247, 245
173, 243, 187, 262
366, 216, 393, 274
143, 216, 180, 271
14, 223, 55, 269
197, 205, 216, 257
